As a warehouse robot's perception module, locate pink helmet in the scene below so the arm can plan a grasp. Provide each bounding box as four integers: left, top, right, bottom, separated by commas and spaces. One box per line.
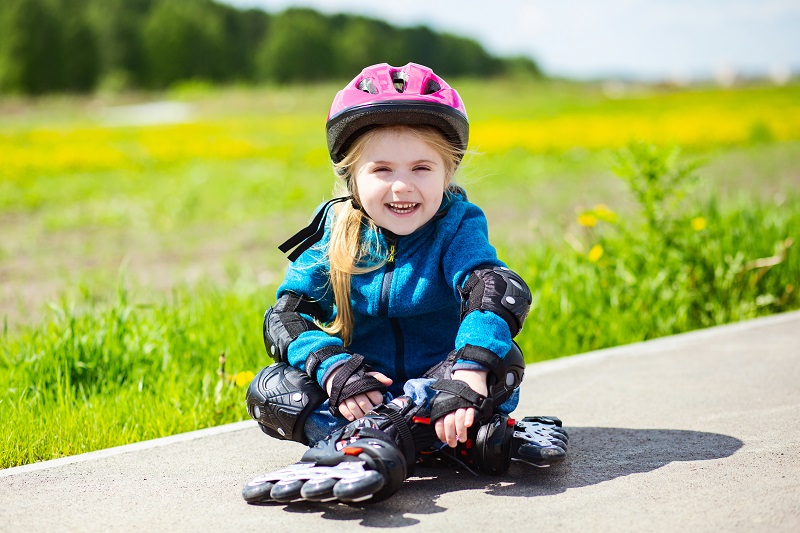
326, 62, 469, 162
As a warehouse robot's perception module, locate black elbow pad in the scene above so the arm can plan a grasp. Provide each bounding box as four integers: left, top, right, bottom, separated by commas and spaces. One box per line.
458, 266, 531, 337
263, 292, 326, 362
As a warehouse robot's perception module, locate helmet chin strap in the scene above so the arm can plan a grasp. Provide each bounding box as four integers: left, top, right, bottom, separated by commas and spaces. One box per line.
278, 196, 352, 262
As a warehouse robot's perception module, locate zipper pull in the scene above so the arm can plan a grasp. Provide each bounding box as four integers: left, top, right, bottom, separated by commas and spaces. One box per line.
387, 244, 396, 263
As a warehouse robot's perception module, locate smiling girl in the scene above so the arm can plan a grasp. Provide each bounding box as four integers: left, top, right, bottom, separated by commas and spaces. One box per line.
243, 63, 567, 505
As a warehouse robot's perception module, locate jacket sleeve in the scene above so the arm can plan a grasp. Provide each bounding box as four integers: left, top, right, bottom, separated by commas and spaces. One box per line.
440, 201, 514, 367
273, 213, 352, 387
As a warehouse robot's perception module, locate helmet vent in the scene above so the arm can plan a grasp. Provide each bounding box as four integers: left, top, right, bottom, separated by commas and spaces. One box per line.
357, 78, 378, 94
423, 79, 441, 95
392, 71, 409, 93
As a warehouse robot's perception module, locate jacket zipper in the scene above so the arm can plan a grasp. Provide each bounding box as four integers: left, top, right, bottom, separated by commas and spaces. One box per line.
378, 242, 395, 316
379, 237, 406, 383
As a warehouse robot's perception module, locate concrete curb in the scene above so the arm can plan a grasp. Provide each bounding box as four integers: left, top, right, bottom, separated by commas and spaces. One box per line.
0, 421, 256, 479
525, 309, 800, 377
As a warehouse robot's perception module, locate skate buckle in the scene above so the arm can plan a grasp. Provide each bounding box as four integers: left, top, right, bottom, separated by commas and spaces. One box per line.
343, 446, 363, 456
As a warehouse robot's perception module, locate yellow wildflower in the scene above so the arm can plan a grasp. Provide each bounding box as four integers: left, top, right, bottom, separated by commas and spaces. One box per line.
578, 213, 598, 227
588, 244, 604, 262
233, 371, 256, 388
593, 204, 618, 223
691, 217, 708, 231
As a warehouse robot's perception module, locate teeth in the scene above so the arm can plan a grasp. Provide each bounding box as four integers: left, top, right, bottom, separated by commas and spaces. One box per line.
388, 203, 418, 213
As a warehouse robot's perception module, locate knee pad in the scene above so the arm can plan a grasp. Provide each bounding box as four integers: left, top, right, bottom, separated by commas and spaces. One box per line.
246, 362, 327, 445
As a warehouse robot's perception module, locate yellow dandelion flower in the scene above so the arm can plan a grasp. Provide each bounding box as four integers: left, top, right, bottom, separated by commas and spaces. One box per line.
588, 244, 604, 262
593, 204, 618, 223
578, 213, 598, 227
691, 217, 708, 231
233, 371, 256, 388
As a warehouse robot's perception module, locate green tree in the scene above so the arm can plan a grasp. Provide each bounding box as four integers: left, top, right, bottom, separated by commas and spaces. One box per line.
0, 0, 60, 94
86, 0, 153, 90
214, 5, 270, 82
256, 8, 334, 83
57, 0, 99, 92
0, 0, 541, 94
501, 55, 543, 78
397, 25, 441, 69
330, 15, 423, 77
237, 9, 270, 80
434, 34, 503, 77
141, 0, 227, 88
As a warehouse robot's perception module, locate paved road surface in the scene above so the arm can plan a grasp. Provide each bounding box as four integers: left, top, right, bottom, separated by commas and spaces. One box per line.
2, 312, 798, 532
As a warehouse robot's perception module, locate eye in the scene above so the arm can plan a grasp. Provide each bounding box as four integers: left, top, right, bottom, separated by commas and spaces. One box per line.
373, 166, 391, 173
413, 165, 431, 172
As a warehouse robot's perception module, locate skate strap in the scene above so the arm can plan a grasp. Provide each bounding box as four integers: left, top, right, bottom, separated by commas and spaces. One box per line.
305, 345, 349, 380
275, 291, 326, 320
328, 354, 388, 416
454, 345, 501, 370
429, 378, 491, 423
371, 404, 417, 464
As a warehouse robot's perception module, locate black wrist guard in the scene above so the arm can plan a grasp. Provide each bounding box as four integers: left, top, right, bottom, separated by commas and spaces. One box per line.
328, 354, 388, 416
429, 378, 493, 424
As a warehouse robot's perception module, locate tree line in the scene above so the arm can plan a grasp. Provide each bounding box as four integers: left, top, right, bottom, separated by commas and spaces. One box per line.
0, 0, 541, 95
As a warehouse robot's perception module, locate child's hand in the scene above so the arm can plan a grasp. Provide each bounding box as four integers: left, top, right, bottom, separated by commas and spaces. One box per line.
325, 368, 392, 422
434, 369, 489, 448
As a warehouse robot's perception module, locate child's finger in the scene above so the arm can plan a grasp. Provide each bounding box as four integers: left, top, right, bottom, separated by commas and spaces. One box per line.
338, 403, 354, 421
343, 397, 364, 420
435, 419, 446, 444
454, 409, 467, 442
464, 407, 475, 429
366, 390, 384, 406
435, 415, 455, 447
444, 413, 458, 447
355, 394, 373, 414
367, 371, 393, 386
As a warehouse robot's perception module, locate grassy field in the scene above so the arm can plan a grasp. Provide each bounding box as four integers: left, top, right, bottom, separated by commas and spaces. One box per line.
1, 79, 799, 468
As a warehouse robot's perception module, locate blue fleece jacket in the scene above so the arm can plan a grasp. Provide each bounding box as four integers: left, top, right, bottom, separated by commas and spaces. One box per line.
277, 190, 513, 397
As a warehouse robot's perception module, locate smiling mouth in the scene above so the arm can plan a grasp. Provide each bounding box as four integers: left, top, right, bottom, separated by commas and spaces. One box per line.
386, 202, 419, 214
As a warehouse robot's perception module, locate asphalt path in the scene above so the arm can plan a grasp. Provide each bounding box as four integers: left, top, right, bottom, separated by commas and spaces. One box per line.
1, 311, 798, 532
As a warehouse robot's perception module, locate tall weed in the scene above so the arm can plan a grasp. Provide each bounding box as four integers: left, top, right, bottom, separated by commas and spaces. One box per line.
513, 143, 797, 359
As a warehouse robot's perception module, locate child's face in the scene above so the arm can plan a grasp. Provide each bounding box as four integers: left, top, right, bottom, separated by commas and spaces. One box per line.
353, 129, 447, 236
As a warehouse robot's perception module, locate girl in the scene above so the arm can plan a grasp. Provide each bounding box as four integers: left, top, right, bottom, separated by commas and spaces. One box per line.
244, 63, 567, 505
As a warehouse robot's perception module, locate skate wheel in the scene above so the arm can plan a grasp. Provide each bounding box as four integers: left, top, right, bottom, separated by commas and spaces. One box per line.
300, 477, 338, 502
332, 470, 385, 502
242, 480, 276, 504
270, 479, 305, 502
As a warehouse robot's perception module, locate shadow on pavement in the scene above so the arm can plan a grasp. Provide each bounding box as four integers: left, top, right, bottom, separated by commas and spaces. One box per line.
270, 427, 743, 528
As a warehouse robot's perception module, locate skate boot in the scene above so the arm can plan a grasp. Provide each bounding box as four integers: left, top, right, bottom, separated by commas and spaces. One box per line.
243, 398, 435, 505
438, 413, 568, 475
510, 415, 568, 467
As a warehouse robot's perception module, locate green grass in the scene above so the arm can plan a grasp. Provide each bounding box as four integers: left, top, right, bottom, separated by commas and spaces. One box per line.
1, 79, 799, 468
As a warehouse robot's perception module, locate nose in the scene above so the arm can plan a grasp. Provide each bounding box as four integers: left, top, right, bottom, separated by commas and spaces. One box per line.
391, 171, 414, 193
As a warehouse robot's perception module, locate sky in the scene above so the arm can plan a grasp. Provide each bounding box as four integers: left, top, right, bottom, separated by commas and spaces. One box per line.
224, 0, 800, 81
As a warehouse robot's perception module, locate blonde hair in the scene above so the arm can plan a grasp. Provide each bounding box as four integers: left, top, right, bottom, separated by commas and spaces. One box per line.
322, 125, 464, 345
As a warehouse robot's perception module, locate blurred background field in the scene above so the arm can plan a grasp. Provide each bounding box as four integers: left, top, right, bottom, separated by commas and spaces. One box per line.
1, 0, 799, 468
3, 79, 798, 320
